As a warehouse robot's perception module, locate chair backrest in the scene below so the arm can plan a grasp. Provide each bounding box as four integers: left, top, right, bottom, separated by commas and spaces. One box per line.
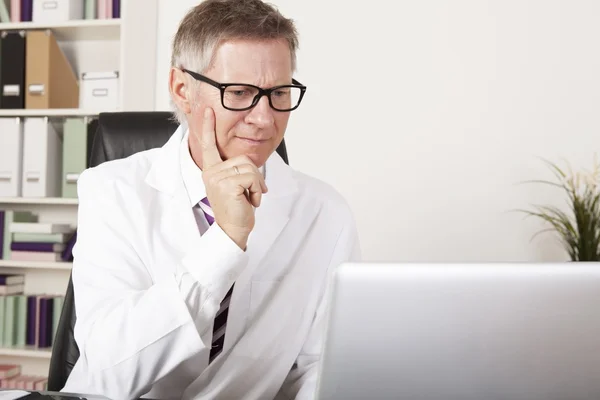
47, 111, 289, 391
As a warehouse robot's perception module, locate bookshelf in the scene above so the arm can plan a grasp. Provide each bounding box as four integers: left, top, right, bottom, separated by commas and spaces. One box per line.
0, 347, 52, 359
0, 260, 72, 271
0, 0, 160, 381
0, 109, 101, 117
0, 198, 78, 206
0, 18, 121, 41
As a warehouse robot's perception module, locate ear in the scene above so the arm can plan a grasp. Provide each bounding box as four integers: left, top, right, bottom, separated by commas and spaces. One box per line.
169, 67, 194, 116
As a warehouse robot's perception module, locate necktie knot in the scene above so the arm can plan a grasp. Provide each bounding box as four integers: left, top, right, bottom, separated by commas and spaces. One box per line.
199, 197, 215, 226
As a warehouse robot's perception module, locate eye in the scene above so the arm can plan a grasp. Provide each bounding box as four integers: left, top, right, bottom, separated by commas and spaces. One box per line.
273, 89, 290, 97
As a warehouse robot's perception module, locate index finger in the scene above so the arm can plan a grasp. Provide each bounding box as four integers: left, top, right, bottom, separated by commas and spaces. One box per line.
201, 107, 223, 169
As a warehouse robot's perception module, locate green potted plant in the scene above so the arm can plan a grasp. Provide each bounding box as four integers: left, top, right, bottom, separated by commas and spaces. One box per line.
520, 156, 600, 261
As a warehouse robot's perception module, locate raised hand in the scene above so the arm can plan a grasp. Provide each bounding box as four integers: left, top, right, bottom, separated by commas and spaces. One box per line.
193, 107, 268, 250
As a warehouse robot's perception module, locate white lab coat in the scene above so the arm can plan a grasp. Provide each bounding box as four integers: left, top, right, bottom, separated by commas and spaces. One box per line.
61, 125, 361, 400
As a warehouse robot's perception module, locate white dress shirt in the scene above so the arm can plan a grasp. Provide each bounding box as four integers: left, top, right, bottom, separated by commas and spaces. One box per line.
62, 125, 361, 400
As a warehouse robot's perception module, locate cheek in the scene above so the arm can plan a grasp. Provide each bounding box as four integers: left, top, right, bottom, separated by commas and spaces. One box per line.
274, 114, 291, 138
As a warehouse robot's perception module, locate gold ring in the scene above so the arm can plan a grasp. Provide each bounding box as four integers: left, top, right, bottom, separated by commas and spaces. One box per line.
233, 166, 240, 175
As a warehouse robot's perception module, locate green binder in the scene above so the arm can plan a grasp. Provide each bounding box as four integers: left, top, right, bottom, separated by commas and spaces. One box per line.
62, 118, 89, 198
4, 295, 17, 347
15, 295, 27, 347
85, 0, 97, 20
0, 296, 5, 345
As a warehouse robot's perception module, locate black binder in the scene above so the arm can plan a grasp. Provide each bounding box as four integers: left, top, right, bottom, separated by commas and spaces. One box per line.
0, 30, 26, 109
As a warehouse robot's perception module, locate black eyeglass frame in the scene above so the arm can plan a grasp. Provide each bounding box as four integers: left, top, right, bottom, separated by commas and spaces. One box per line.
182, 68, 307, 112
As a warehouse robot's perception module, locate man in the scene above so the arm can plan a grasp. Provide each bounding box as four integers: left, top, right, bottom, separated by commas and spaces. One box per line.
62, 0, 360, 399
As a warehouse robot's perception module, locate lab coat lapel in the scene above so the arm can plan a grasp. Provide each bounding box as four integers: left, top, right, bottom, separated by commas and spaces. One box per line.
144, 126, 201, 272
223, 152, 298, 348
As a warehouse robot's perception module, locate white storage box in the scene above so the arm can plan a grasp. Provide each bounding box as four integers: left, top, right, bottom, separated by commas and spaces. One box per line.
33, 0, 84, 23
79, 71, 120, 111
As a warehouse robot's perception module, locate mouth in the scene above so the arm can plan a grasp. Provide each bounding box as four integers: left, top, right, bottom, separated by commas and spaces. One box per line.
237, 137, 269, 146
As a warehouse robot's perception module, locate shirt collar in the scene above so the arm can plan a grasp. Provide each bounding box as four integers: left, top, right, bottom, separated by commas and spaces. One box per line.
179, 129, 266, 208
180, 129, 207, 208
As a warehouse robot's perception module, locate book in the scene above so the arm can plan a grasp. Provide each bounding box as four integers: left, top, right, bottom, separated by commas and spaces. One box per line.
61, 231, 77, 261
10, 251, 63, 262
0, 275, 25, 285
3, 295, 17, 346
2, 210, 9, 260
9, 222, 72, 234
15, 295, 27, 347
10, 242, 66, 252
0, 296, 5, 345
0, 364, 20, 379
0, 284, 24, 295
21, 0, 32, 21
12, 232, 69, 243
52, 295, 64, 344
0, 0, 9, 23
84, 0, 96, 19
38, 297, 54, 348
0, 211, 4, 259
3, 211, 37, 260
10, 0, 20, 22
112, 0, 119, 18
26, 295, 37, 346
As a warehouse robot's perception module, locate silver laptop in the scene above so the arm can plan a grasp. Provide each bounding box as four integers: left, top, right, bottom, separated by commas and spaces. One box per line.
315, 262, 600, 400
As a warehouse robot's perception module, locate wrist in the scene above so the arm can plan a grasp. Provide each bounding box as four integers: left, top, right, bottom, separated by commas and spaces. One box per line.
219, 224, 250, 251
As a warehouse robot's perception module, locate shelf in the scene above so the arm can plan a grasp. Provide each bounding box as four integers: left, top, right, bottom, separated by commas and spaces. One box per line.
0, 109, 103, 118
0, 197, 78, 206
0, 19, 121, 41
0, 260, 72, 271
0, 347, 52, 359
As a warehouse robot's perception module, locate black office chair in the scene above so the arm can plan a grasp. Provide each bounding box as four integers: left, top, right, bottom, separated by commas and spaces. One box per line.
47, 111, 289, 391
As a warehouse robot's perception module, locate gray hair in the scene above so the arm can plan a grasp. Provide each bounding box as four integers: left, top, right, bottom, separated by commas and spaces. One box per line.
170, 0, 300, 124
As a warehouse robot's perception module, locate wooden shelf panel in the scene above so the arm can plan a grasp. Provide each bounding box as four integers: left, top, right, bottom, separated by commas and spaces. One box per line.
0, 347, 52, 359
0, 260, 73, 271
0, 19, 121, 41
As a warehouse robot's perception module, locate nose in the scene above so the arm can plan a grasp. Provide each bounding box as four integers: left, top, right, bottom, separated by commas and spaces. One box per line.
245, 95, 275, 128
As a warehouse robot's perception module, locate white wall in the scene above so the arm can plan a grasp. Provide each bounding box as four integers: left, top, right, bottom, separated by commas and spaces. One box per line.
154, 0, 600, 262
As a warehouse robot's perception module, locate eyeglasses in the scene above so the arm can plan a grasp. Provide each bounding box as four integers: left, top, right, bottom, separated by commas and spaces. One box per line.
182, 68, 307, 112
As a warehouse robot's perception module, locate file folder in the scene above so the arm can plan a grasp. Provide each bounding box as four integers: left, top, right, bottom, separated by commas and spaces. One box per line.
0, 31, 26, 109
61, 117, 95, 198
25, 30, 79, 109
22, 117, 63, 197
84, 0, 97, 19
0, 118, 24, 197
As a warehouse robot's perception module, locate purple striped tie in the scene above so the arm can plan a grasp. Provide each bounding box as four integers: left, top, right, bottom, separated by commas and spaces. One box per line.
198, 197, 234, 363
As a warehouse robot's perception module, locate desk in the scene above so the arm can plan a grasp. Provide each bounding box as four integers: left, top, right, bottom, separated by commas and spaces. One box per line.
0, 390, 107, 400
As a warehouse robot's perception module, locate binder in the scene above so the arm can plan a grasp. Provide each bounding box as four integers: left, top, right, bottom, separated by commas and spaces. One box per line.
0, 118, 24, 197
0, 1, 10, 22
21, 0, 33, 21
25, 30, 79, 109
84, 0, 96, 19
10, 0, 21, 22
112, 0, 120, 18
62, 117, 95, 198
0, 31, 26, 109
97, 0, 106, 19
22, 117, 63, 197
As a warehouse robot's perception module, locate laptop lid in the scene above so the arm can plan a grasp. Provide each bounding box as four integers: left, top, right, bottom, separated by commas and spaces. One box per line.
315, 262, 600, 400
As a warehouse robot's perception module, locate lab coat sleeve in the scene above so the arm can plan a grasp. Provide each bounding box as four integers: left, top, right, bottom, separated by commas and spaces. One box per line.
62, 169, 248, 400
277, 210, 362, 400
